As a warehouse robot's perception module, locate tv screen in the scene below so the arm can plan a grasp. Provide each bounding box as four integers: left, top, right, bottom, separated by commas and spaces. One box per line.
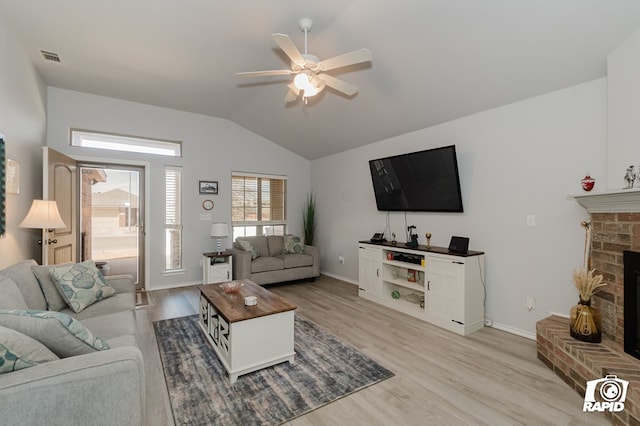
368, 145, 463, 212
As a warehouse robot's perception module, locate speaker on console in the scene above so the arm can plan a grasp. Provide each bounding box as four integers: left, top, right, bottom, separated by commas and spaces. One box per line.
448, 236, 469, 254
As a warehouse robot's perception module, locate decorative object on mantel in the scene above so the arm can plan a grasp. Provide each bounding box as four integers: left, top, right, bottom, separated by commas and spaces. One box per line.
391, 232, 397, 245
425, 232, 432, 248
580, 175, 595, 192
569, 220, 607, 343
624, 165, 637, 189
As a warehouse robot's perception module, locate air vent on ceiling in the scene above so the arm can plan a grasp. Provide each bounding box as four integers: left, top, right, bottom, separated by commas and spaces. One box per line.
40, 50, 61, 63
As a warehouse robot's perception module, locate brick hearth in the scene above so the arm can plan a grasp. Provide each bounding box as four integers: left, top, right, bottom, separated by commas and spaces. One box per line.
536, 211, 640, 425
537, 316, 640, 424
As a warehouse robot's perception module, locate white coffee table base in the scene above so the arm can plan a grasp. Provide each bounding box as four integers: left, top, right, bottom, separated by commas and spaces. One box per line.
199, 296, 295, 383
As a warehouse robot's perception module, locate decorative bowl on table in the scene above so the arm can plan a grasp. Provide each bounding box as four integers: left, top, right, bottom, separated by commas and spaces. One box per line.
220, 281, 244, 293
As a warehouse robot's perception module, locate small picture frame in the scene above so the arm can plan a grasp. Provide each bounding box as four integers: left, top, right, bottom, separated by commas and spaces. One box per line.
199, 180, 218, 194
6, 159, 19, 194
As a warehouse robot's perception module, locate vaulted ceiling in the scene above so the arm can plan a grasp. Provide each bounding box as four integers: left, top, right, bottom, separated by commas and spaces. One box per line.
2, 1, 640, 159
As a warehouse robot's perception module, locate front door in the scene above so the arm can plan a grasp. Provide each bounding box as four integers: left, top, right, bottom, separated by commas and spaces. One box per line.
43, 148, 77, 265
79, 164, 145, 290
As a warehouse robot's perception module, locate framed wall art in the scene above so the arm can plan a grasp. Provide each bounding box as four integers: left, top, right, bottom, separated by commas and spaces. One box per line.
199, 180, 218, 195
6, 158, 19, 194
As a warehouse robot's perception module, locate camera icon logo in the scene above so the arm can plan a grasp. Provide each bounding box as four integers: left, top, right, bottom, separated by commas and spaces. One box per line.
583, 375, 628, 413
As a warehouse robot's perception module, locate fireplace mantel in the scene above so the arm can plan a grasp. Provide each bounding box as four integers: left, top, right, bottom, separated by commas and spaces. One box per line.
572, 188, 640, 213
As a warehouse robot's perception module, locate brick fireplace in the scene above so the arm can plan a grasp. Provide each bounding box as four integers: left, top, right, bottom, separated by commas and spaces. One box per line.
536, 190, 640, 425
590, 212, 640, 349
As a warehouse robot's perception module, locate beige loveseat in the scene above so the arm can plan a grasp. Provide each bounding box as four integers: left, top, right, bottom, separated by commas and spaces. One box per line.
0, 260, 143, 425
229, 235, 320, 285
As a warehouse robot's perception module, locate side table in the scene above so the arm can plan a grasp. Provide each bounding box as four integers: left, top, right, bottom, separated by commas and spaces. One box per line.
203, 251, 233, 284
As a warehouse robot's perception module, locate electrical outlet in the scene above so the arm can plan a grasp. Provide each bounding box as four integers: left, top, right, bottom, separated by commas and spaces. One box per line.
338, 256, 345, 264
526, 215, 536, 227
526, 296, 535, 311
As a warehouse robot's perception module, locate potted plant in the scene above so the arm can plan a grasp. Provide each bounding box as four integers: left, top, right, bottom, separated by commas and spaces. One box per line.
303, 193, 316, 246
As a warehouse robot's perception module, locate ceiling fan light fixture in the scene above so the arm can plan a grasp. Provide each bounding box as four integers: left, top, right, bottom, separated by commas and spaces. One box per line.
293, 72, 310, 90
293, 71, 322, 97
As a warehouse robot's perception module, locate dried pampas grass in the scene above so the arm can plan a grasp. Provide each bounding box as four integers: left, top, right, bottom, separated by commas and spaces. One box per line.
573, 267, 607, 302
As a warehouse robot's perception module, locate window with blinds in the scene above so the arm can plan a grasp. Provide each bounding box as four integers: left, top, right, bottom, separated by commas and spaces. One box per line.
231, 173, 287, 240
165, 166, 183, 271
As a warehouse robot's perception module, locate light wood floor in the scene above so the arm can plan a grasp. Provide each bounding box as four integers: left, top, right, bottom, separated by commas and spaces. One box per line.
136, 275, 609, 426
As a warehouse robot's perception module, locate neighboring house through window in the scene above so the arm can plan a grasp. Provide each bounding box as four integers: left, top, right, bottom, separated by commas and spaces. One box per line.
231, 172, 287, 241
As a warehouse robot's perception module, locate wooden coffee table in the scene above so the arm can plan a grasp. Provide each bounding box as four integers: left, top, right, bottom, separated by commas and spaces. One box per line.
198, 279, 297, 383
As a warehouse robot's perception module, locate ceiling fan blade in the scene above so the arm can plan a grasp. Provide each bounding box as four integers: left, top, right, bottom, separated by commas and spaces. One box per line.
272, 33, 305, 66
318, 74, 359, 96
236, 69, 293, 77
318, 48, 372, 71
284, 84, 300, 103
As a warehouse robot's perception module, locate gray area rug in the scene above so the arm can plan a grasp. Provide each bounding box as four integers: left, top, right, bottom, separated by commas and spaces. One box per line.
154, 315, 394, 425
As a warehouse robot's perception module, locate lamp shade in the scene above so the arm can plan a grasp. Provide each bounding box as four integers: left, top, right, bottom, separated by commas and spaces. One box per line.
19, 200, 66, 229
210, 222, 228, 238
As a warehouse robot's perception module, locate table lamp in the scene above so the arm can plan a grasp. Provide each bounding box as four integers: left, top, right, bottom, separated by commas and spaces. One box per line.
210, 222, 228, 254
19, 199, 66, 245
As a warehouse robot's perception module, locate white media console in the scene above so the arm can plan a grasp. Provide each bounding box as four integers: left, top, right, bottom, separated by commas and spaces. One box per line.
358, 241, 485, 336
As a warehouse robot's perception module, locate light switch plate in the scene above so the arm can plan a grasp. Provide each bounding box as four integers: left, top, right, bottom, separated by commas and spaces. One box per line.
199, 213, 213, 221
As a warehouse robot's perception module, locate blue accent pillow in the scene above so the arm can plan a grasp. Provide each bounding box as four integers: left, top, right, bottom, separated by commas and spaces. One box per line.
0, 325, 58, 373
238, 240, 261, 259
49, 260, 116, 313
283, 235, 305, 254
0, 309, 110, 358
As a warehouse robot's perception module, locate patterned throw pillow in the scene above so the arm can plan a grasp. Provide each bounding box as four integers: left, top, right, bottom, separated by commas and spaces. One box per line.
0, 309, 110, 358
283, 235, 305, 254
49, 260, 116, 313
0, 325, 59, 373
238, 240, 261, 260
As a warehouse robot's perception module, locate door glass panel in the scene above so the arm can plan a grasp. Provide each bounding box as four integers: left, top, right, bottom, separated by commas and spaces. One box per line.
80, 166, 141, 286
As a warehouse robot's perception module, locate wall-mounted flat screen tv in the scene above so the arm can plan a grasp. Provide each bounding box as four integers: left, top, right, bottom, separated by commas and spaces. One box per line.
368, 145, 463, 212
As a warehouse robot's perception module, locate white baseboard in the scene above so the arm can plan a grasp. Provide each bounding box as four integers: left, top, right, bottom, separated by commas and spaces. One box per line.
491, 322, 536, 341
320, 270, 359, 286
148, 280, 201, 291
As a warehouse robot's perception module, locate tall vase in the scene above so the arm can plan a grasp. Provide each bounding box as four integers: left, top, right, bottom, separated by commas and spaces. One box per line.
569, 299, 602, 343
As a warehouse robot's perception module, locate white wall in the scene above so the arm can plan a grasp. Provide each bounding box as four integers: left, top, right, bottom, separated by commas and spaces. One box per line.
0, 16, 47, 268
607, 26, 640, 189
311, 79, 607, 337
46, 88, 310, 290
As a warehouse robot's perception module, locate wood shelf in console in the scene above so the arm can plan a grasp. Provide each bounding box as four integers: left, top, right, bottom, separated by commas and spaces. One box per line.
358, 240, 484, 257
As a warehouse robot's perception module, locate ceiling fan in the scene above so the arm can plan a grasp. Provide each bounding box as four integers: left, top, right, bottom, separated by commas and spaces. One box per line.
236, 18, 372, 104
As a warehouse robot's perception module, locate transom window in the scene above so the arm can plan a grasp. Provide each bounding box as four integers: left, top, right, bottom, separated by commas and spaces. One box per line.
231, 172, 287, 240
71, 129, 182, 157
